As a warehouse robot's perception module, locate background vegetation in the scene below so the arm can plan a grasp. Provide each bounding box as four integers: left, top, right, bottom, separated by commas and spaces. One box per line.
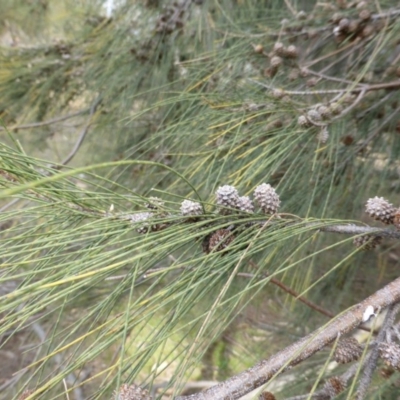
1, 0, 400, 399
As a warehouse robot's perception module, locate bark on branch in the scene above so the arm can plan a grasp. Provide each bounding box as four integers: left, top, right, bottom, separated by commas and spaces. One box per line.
319, 224, 400, 238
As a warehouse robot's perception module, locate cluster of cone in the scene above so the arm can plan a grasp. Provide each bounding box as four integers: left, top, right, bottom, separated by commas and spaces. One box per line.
327, 335, 400, 398
129, 183, 280, 254
130, 191, 397, 253
183, 183, 281, 255
202, 184, 280, 253
354, 196, 400, 250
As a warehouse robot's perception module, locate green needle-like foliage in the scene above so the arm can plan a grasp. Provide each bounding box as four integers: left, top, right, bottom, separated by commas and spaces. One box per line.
1, 1, 400, 399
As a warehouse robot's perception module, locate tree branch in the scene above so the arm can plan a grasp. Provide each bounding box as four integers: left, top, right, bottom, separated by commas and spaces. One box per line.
248, 79, 400, 96
176, 277, 400, 400
319, 224, 400, 238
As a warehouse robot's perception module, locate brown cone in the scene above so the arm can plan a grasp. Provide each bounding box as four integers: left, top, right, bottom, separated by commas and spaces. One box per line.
208, 229, 235, 253
113, 383, 152, 400
259, 392, 276, 400
334, 337, 363, 364
353, 235, 382, 250
323, 376, 346, 398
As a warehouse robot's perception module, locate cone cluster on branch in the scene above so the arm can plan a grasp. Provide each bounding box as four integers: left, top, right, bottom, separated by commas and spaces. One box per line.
129, 183, 280, 254
128, 186, 400, 258
271, 42, 298, 60
129, 198, 170, 233
296, 99, 348, 143
353, 196, 400, 250
129, 189, 399, 256
377, 327, 400, 379
259, 40, 299, 77
298, 102, 344, 129
297, 102, 343, 143
213, 183, 280, 215
331, 3, 378, 43
203, 183, 281, 253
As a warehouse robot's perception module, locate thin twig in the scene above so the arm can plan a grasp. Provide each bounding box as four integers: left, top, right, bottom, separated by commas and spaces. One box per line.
108, 267, 335, 319
53, 96, 102, 169
106, 262, 357, 328
249, 78, 348, 95
335, 88, 366, 119
0, 372, 25, 392
303, 68, 357, 86
242, 261, 334, 318
0, 197, 21, 212
357, 92, 395, 119
306, 39, 366, 69
0, 109, 90, 132
241, 263, 372, 333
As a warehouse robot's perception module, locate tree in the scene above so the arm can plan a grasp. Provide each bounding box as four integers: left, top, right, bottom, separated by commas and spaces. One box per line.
1, 0, 400, 399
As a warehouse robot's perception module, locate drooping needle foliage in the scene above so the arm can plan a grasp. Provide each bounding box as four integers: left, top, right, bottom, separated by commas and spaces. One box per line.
1, 1, 400, 399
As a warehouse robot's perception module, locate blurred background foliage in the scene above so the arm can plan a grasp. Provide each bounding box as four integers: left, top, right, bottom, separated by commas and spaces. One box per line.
1, 0, 400, 399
